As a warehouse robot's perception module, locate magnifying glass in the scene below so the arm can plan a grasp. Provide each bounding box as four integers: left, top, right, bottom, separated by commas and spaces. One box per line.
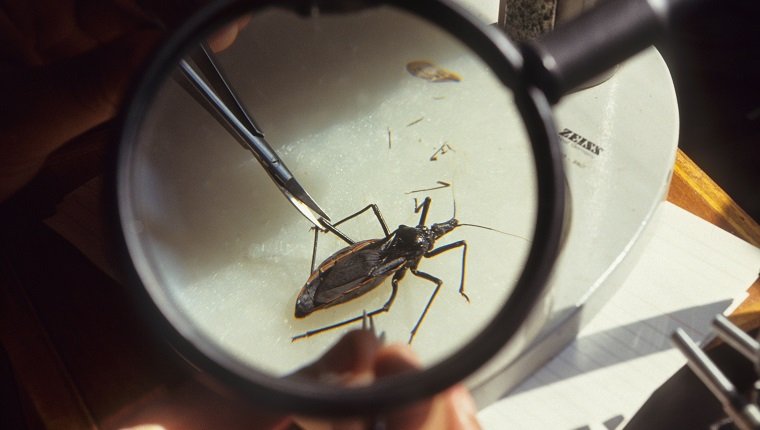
116, 0, 683, 417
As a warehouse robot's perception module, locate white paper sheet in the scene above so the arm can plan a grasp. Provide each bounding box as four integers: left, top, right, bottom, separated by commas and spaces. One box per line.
477, 201, 760, 429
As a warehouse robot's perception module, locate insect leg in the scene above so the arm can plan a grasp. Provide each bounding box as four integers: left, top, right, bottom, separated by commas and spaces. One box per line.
291, 271, 403, 341
332, 204, 391, 237
309, 212, 362, 271
414, 197, 432, 226
315, 204, 391, 249
425, 240, 469, 302
318, 218, 355, 245
407, 269, 443, 344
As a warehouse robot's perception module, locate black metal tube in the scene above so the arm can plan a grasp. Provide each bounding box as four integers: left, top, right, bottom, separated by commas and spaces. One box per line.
521, 0, 698, 103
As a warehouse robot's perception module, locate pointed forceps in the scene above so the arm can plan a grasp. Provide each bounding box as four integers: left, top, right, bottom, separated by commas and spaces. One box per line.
177, 43, 330, 229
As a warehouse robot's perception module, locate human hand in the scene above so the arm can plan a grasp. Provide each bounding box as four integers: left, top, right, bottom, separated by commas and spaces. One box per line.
113, 330, 481, 430
0, 1, 162, 201
292, 331, 481, 430
0, 0, 249, 202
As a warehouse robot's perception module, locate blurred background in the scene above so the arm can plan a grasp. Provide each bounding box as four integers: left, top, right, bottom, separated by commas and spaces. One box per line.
658, 0, 759, 219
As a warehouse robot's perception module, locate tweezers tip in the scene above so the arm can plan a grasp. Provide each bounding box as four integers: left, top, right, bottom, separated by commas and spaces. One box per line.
285, 179, 330, 221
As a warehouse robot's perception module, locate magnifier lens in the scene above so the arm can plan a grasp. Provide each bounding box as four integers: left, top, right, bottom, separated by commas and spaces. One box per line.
120, 0, 558, 414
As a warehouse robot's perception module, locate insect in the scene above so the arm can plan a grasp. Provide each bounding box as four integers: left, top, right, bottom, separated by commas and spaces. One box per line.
292, 196, 503, 344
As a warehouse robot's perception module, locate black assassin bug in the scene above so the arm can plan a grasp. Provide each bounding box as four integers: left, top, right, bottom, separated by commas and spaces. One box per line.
292, 196, 510, 344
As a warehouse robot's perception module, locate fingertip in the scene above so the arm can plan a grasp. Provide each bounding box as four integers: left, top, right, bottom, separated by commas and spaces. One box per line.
323, 329, 385, 371
207, 25, 240, 53
374, 346, 429, 430
446, 385, 481, 429
207, 14, 252, 53
373, 344, 421, 378
289, 330, 383, 384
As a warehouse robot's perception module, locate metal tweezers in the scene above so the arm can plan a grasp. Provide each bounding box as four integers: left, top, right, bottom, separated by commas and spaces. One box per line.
177, 43, 330, 229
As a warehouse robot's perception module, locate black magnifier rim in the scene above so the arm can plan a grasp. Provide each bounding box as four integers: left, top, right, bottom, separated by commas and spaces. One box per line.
116, 0, 565, 417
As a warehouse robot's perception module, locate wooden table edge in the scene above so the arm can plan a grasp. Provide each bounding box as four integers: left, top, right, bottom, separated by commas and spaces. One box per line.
667, 149, 760, 331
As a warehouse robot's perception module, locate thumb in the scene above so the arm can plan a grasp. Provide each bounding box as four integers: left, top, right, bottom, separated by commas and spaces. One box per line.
289, 329, 383, 385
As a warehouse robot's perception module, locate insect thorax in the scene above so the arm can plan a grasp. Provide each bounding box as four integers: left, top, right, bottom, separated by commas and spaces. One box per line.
384, 225, 433, 257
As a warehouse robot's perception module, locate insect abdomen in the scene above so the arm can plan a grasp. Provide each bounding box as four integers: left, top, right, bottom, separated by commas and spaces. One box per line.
294, 240, 405, 317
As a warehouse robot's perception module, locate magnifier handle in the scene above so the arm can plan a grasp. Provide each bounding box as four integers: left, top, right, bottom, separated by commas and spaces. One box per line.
522, 0, 702, 103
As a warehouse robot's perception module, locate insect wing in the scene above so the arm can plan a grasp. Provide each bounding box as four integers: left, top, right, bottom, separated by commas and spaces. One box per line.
306, 240, 403, 308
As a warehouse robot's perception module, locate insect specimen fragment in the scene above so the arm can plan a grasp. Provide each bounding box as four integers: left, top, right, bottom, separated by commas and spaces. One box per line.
406, 61, 461, 82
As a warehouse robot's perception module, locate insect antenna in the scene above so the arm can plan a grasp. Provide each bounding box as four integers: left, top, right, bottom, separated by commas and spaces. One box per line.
447, 183, 529, 242
457, 223, 531, 242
